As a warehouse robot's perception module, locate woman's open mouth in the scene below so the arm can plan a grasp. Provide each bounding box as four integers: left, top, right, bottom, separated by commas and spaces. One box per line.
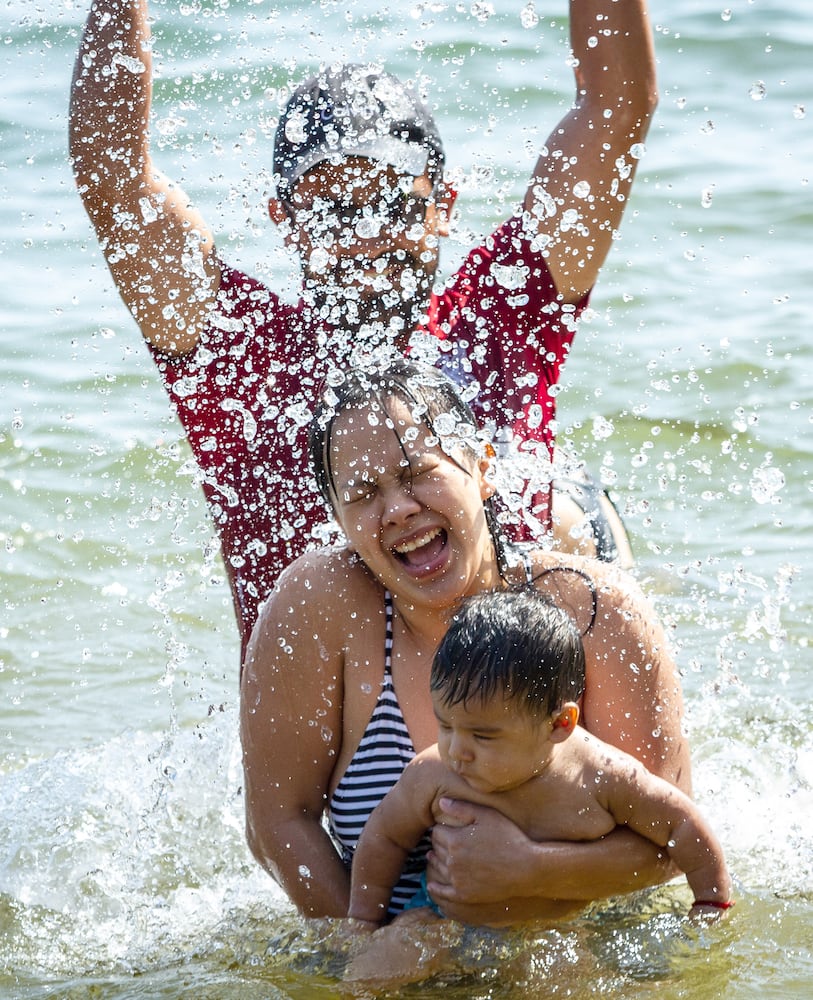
392, 527, 448, 572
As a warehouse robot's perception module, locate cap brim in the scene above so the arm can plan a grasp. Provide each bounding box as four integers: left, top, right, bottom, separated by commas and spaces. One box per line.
285, 136, 430, 191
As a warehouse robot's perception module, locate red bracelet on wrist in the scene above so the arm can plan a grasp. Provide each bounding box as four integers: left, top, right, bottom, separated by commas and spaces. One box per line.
694, 899, 734, 909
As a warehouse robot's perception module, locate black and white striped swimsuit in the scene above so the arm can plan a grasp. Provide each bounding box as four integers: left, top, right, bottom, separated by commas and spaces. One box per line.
328, 590, 430, 915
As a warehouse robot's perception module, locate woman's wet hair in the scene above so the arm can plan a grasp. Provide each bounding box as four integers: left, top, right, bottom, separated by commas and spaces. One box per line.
430, 588, 586, 718
308, 358, 513, 578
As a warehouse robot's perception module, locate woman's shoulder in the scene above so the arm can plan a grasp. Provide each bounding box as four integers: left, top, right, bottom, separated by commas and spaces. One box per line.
526, 547, 626, 584
244, 545, 387, 670
276, 543, 379, 593
523, 549, 651, 633
252, 544, 384, 632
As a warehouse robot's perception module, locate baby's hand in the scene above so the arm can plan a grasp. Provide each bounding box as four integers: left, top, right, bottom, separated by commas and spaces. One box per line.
345, 917, 380, 935
317, 915, 380, 959
689, 899, 734, 921
343, 911, 446, 988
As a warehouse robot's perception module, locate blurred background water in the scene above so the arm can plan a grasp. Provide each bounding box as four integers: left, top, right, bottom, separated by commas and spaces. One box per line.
1, 0, 811, 996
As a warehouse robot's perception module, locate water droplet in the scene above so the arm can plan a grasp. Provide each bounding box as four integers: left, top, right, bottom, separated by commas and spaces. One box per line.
285, 110, 308, 144
749, 80, 767, 101
111, 52, 146, 75
308, 247, 331, 273
560, 208, 580, 230
750, 463, 785, 504
221, 398, 257, 442
520, 3, 538, 29
355, 216, 383, 240
433, 412, 458, 436
139, 197, 158, 224
492, 262, 531, 291
591, 415, 614, 441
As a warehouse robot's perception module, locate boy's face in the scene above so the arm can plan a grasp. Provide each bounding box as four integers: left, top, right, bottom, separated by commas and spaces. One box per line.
281, 157, 453, 336
432, 689, 555, 794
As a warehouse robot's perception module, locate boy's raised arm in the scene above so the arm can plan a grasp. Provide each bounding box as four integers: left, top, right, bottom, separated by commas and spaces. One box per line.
69, 0, 219, 355
608, 760, 733, 913
525, 0, 658, 304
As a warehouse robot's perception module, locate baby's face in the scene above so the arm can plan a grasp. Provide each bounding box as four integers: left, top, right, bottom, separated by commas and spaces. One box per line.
432, 690, 554, 794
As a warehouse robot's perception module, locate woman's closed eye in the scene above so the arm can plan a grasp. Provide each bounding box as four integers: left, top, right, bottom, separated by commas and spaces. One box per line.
341, 479, 377, 503
402, 460, 439, 486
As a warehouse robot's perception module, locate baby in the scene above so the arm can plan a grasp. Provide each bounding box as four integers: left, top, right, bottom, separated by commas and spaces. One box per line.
346, 588, 732, 983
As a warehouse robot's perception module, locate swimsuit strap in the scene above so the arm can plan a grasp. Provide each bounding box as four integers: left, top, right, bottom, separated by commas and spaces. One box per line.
383, 589, 394, 679
328, 589, 425, 915
552, 476, 620, 563
533, 565, 598, 635
521, 548, 535, 585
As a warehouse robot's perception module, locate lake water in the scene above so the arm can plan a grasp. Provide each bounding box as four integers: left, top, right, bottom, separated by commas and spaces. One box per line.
2, 0, 812, 996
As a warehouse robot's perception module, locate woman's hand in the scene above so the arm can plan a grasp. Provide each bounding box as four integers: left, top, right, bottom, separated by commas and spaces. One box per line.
426, 798, 579, 925
427, 798, 530, 906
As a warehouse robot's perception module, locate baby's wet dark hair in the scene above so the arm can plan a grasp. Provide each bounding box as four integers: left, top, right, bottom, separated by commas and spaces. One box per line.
431, 589, 585, 719
308, 359, 513, 578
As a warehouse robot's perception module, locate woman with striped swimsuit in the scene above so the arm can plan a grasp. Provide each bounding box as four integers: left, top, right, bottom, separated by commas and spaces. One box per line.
240, 361, 691, 923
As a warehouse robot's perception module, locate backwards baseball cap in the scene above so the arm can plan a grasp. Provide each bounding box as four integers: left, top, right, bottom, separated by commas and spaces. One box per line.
273, 64, 445, 201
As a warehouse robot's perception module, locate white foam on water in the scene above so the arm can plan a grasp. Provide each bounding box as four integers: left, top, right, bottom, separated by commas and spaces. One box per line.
0, 712, 289, 979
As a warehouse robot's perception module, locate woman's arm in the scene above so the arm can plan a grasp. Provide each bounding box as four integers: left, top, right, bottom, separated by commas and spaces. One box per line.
239, 549, 352, 917
580, 561, 691, 791
427, 801, 673, 923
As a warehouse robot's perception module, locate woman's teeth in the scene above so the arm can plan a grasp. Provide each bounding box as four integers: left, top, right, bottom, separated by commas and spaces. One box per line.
393, 528, 442, 555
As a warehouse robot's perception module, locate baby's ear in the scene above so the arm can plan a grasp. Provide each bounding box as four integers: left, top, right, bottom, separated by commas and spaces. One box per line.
550, 702, 579, 742
478, 443, 498, 501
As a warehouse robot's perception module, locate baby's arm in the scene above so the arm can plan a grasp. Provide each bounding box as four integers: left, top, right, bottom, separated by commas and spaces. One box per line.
605, 753, 733, 914
662, 806, 734, 916
349, 752, 441, 925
